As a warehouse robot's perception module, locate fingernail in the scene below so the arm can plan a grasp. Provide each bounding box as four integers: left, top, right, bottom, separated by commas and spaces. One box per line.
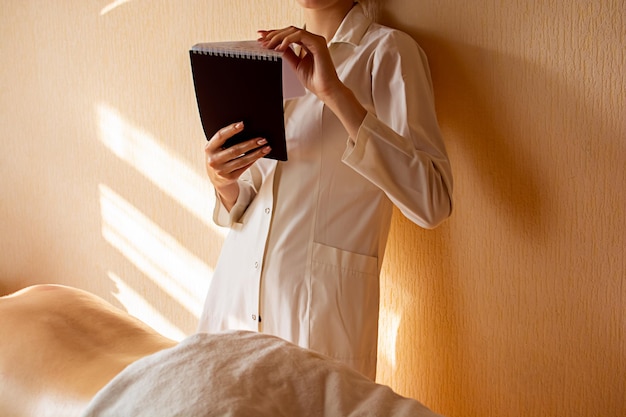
234, 122, 243, 129
262, 146, 271, 154
257, 138, 267, 145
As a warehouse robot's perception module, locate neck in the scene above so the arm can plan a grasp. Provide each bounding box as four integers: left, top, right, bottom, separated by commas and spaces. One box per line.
304, 1, 356, 42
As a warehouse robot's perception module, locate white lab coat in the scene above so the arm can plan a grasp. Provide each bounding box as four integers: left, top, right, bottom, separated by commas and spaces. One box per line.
198, 4, 453, 380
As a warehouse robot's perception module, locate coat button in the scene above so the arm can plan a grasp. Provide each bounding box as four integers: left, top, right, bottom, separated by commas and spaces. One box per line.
252, 314, 257, 321
264, 207, 270, 214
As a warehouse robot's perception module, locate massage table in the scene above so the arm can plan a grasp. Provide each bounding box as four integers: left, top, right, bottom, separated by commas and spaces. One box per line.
0, 284, 444, 417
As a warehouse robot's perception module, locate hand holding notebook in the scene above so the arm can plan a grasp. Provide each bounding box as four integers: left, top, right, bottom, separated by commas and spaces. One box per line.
190, 40, 305, 161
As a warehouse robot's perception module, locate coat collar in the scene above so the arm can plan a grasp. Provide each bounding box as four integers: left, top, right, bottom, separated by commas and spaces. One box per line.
329, 3, 372, 47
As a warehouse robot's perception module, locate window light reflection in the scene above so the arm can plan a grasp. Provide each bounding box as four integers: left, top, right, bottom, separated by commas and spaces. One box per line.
378, 307, 401, 369
99, 184, 211, 321
100, 0, 134, 16
96, 102, 226, 238
108, 271, 186, 341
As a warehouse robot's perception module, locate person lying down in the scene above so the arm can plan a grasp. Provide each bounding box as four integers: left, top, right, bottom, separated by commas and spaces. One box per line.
0, 284, 177, 417
0, 284, 444, 417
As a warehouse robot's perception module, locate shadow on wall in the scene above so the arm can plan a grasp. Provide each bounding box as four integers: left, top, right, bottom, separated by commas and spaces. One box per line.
417, 32, 623, 238
386, 29, 625, 417
379, 32, 549, 416
423, 37, 546, 236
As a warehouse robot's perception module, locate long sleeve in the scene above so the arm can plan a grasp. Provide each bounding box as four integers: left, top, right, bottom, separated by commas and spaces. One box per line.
212, 161, 275, 227
200, 5, 451, 380
342, 30, 453, 229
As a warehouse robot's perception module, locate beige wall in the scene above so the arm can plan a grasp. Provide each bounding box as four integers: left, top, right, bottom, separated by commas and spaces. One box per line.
1, 1, 624, 417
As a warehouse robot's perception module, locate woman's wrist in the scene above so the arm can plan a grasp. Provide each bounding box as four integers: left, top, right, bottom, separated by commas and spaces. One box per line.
319, 83, 367, 139
216, 182, 240, 212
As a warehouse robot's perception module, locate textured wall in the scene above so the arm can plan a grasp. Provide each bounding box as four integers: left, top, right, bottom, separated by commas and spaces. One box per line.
0, 0, 301, 338
0, 1, 624, 417
376, 1, 625, 417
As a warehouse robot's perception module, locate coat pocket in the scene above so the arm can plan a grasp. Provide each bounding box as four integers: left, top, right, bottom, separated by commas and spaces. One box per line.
309, 242, 380, 367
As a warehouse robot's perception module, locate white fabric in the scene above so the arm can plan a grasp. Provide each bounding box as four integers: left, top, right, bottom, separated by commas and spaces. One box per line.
80, 331, 445, 417
198, 4, 453, 380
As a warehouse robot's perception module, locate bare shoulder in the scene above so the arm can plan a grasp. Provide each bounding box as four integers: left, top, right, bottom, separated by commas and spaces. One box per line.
0, 284, 177, 417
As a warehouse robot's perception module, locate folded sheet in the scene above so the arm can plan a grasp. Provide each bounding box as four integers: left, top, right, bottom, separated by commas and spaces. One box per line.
80, 330, 443, 417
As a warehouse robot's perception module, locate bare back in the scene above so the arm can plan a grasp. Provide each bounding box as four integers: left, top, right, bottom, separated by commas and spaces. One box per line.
0, 284, 176, 417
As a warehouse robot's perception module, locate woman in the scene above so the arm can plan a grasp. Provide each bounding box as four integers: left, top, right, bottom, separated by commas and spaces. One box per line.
199, 0, 453, 380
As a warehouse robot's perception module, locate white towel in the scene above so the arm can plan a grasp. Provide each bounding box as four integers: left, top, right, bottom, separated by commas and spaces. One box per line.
80, 330, 444, 417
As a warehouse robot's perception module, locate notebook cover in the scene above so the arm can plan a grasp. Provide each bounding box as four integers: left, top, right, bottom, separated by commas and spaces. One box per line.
190, 49, 288, 161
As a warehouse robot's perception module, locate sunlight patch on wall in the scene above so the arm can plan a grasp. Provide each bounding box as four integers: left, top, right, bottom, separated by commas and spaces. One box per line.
378, 307, 401, 369
108, 271, 186, 341
96, 102, 226, 238
99, 184, 211, 320
100, 0, 134, 16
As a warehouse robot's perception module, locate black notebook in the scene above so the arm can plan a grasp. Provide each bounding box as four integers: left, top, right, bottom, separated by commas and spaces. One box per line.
190, 41, 304, 161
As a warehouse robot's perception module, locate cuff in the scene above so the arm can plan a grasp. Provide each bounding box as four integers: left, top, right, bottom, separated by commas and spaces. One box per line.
212, 184, 254, 227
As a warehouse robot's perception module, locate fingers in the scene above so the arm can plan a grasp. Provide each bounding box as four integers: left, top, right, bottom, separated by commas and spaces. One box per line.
207, 143, 270, 180
206, 122, 270, 163
206, 137, 270, 165
280, 45, 300, 70
206, 121, 244, 152
259, 26, 341, 100
257, 27, 297, 49
205, 122, 270, 184
258, 26, 324, 54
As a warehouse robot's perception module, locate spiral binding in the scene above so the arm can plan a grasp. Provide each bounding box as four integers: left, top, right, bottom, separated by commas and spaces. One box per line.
191, 40, 281, 62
